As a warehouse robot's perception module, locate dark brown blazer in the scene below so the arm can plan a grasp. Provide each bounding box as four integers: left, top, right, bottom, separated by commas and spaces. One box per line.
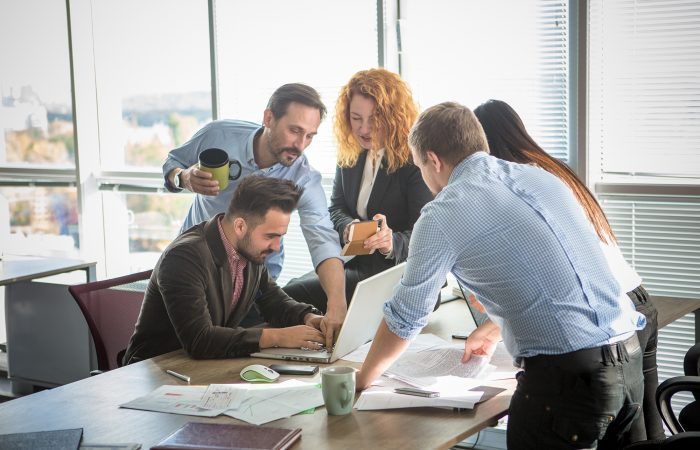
123, 214, 317, 364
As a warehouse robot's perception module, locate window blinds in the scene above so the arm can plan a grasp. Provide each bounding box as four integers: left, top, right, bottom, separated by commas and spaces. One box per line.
588, 0, 700, 180
400, 0, 570, 161
590, 0, 700, 421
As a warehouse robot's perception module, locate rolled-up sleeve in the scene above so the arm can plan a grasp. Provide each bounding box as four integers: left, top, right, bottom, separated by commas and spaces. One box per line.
383, 212, 455, 340
296, 170, 342, 270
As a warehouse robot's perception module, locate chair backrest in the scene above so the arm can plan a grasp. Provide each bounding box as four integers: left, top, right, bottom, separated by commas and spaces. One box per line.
684, 343, 700, 399
68, 270, 152, 372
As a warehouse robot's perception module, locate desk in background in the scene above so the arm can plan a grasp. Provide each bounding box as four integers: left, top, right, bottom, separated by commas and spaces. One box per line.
654, 296, 700, 341
1, 255, 96, 393
0, 300, 515, 450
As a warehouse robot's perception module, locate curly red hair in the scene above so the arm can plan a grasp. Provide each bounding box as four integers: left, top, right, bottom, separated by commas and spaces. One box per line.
334, 68, 418, 173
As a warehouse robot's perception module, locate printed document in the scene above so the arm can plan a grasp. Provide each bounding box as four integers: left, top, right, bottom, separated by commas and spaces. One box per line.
354, 375, 484, 411
387, 347, 492, 386
120, 385, 228, 417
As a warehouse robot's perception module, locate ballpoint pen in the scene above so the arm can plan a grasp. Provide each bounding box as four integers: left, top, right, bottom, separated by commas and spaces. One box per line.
166, 369, 191, 383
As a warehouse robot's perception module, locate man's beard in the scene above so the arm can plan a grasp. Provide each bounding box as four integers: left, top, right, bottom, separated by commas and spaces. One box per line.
267, 134, 300, 167
237, 232, 273, 265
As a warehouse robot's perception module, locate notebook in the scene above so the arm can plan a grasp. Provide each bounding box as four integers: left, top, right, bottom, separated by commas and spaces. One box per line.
340, 220, 379, 256
0, 428, 83, 450
151, 422, 300, 450
251, 262, 406, 363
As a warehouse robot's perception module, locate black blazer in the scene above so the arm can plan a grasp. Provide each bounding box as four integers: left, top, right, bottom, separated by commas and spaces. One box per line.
329, 150, 433, 279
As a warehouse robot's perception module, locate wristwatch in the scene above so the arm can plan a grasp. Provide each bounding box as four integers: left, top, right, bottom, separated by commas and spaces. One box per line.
173, 169, 184, 190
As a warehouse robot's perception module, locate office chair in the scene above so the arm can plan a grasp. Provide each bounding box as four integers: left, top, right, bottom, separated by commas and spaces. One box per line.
657, 342, 700, 434
624, 343, 700, 449
68, 270, 152, 373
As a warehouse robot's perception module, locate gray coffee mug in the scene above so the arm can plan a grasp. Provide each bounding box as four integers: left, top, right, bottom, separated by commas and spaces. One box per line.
321, 366, 356, 416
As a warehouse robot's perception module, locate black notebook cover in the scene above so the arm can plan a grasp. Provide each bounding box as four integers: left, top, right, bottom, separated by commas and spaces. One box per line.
0, 428, 83, 450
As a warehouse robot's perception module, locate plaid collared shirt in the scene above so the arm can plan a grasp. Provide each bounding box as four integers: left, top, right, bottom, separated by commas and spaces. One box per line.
217, 217, 247, 313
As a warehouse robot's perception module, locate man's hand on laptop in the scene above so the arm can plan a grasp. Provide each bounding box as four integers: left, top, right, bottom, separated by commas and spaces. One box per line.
304, 312, 324, 330
321, 302, 347, 349
259, 325, 325, 350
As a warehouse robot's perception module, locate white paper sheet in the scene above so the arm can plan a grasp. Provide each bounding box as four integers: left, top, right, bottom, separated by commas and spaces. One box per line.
119, 385, 227, 417
224, 380, 324, 425
341, 333, 453, 363
386, 346, 492, 387
197, 384, 247, 410
354, 385, 482, 411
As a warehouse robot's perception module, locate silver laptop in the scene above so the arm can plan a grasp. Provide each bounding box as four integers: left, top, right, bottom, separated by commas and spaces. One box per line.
250, 262, 406, 363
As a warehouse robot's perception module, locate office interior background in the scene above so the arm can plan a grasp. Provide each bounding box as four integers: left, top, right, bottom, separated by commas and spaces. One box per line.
0, 0, 698, 414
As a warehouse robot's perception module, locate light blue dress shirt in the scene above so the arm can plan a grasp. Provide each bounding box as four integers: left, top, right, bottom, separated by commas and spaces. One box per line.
383, 152, 645, 358
163, 119, 341, 280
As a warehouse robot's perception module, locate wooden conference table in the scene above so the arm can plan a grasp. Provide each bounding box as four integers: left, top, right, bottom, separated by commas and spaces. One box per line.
0, 299, 515, 450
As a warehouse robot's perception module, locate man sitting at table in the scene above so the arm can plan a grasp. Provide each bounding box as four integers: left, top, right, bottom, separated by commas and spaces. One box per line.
123, 176, 327, 364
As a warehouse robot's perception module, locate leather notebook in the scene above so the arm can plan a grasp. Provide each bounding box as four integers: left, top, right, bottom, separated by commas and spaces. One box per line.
151, 422, 301, 450
340, 220, 379, 256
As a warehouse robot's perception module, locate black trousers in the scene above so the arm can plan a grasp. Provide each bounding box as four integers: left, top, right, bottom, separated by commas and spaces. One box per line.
282, 266, 441, 313
626, 285, 665, 442
508, 334, 644, 450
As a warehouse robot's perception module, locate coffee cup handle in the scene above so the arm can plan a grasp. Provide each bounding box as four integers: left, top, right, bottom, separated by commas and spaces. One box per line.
339, 382, 351, 408
228, 160, 242, 180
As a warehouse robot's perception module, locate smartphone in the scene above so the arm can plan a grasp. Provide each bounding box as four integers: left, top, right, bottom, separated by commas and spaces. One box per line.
394, 387, 440, 398
269, 364, 319, 375
451, 332, 470, 340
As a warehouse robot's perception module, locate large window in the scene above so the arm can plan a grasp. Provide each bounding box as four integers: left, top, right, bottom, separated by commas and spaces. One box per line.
0, 0, 78, 258
92, 0, 212, 171
215, 0, 379, 284
400, 0, 570, 161
89, 0, 212, 273
0, 186, 79, 257
0, 0, 74, 168
215, 0, 379, 177
589, 0, 700, 418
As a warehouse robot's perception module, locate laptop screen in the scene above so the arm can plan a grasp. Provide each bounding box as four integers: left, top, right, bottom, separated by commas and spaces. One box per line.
457, 283, 489, 328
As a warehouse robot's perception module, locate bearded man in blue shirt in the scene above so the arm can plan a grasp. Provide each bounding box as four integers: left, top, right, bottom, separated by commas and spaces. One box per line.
163, 83, 345, 348
356, 102, 645, 449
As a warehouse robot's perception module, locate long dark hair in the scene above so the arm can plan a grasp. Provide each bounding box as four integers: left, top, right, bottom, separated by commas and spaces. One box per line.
474, 99, 616, 244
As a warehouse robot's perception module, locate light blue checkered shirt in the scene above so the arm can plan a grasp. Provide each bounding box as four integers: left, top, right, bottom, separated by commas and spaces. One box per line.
383, 152, 645, 358
163, 119, 341, 280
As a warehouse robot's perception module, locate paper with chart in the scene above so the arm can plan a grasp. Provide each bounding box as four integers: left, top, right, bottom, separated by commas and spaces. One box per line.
198, 384, 247, 410
120, 380, 323, 425
120, 385, 229, 417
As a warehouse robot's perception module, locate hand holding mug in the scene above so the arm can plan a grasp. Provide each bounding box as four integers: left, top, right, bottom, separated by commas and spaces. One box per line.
181, 165, 220, 196
186, 148, 243, 196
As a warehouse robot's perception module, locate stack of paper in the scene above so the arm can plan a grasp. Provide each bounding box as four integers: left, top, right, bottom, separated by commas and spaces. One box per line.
351, 334, 517, 412
354, 376, 484, 411
120, 380, 324, 425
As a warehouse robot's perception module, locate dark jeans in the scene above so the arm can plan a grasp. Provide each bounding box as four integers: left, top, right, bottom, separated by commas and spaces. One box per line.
626, 285, 665, 442
507, 334, 644, 449
282, 268, 441, 313
282, 269, 361, 313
